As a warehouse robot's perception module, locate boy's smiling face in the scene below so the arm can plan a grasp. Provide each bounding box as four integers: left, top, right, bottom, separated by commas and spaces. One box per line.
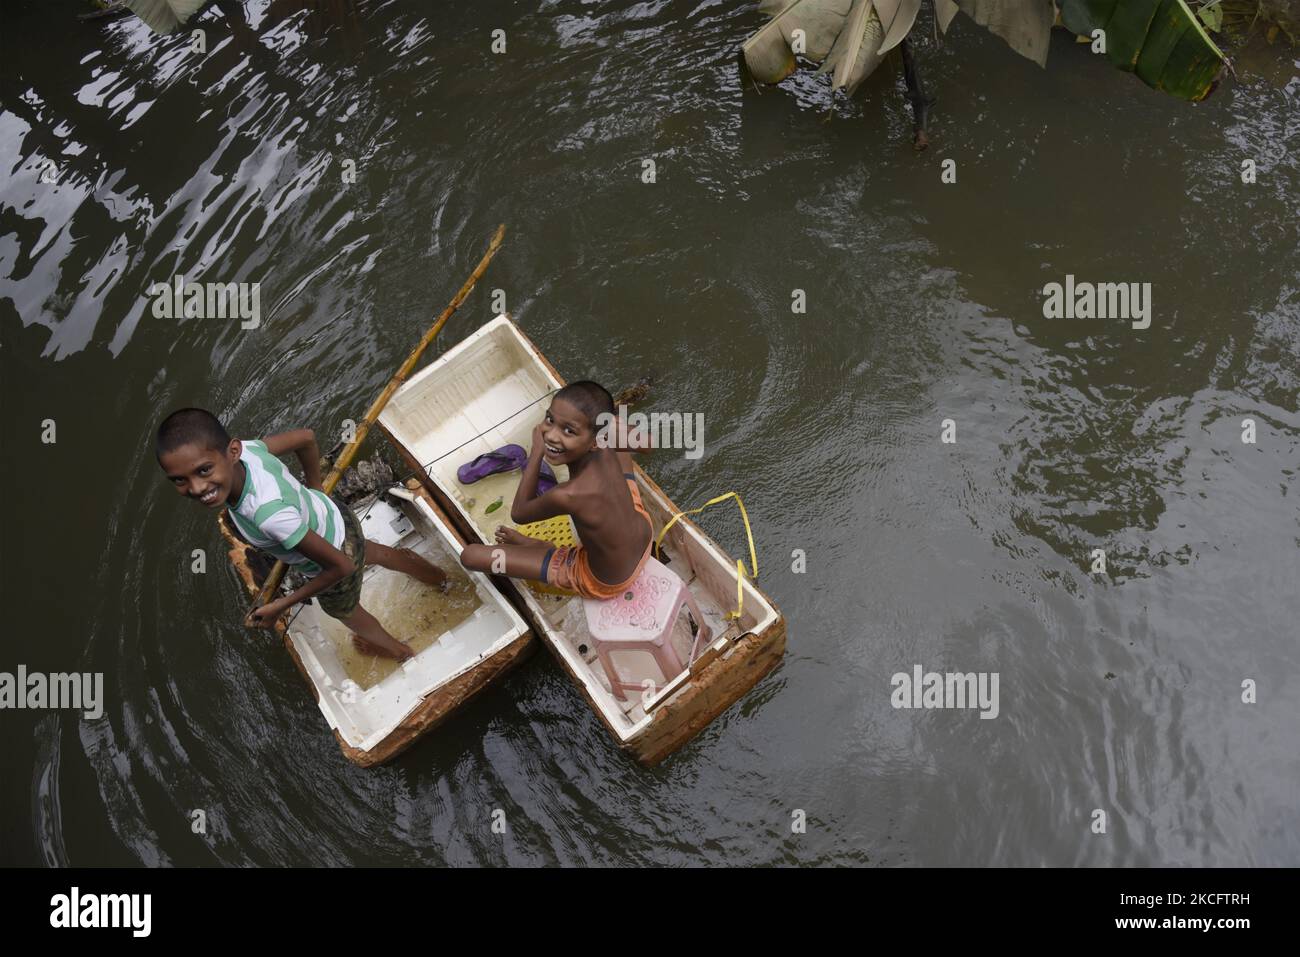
160, 440, 242, 509
540, 397, 598, 466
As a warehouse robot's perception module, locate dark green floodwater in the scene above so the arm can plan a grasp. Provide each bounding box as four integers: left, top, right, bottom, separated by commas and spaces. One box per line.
1, 0, 1297, 866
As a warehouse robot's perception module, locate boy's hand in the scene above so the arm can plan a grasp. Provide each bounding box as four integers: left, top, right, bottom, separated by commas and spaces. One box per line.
530, 422, 546, 455
244, 603, 284, 631
264, 428, 324, 491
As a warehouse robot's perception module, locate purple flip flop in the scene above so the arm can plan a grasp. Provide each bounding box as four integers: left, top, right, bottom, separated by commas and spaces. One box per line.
457, 444, 557, 493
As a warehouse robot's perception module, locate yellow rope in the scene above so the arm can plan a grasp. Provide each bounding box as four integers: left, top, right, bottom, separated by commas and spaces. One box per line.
655, 491, 757, 621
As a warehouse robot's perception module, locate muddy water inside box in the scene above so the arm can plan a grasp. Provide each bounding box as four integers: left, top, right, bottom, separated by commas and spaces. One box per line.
452, 471, 571, 542
315, 569, 482, 690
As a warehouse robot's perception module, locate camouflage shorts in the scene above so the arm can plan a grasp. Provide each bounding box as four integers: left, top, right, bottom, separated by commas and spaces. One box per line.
288, 497, 366, 620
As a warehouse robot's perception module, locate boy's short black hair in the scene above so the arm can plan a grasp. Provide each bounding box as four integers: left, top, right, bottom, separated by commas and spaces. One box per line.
156, 408, 231, 457
553, 381, 615, 431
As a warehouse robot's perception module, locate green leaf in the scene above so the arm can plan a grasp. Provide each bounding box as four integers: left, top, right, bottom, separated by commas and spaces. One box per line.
485, 497, 503, 514
1196, 1, 1222, 33
1058, 0, 1226, 100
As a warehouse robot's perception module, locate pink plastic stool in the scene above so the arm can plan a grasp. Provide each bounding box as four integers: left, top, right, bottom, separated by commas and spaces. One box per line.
583, 556, 713, 702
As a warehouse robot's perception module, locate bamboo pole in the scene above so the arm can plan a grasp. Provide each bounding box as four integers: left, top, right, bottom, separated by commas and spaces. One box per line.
245, 223, 507, 623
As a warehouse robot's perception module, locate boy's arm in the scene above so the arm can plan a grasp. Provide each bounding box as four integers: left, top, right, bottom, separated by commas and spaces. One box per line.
262, 429, 323, 490
510, 484, 573, 525
597, 412, 651, 475
510, 422, 572, 524
598, 411, 653, 452
245, 530, 352, 628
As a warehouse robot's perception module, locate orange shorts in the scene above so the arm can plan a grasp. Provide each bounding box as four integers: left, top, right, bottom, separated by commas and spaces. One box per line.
541, 476, 654, 600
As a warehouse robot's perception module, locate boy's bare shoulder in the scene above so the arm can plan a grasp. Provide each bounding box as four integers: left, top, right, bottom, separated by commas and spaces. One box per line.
593, 448, 632, 484
563, 452, 623, 509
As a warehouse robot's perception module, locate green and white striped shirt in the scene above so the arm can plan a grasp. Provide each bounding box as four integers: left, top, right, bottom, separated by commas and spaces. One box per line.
228, 439, 345, 576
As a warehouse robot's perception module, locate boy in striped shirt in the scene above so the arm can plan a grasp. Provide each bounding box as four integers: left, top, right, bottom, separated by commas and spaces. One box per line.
157, 408, 447, 660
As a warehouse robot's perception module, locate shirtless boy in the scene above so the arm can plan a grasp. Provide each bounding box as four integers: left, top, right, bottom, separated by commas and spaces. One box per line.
458, 381, 653, 598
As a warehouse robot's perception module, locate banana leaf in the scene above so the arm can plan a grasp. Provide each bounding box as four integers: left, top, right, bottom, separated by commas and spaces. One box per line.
742, 0, 856, 83
745, 0, 1226, 103
744, 0, 896, 94
827, 0, 884, 91
123, 0, 207, 34
1057, 0, 1226, 100
879, 0, 925, 54
949, 0, 1058, 65
936, 0, 961, 34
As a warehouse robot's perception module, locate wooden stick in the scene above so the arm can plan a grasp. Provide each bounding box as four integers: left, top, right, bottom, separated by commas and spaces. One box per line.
245, 223, 507, 620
